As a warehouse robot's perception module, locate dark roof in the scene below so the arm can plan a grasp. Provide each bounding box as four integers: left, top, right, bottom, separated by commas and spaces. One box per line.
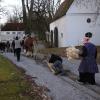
1, 23, 25, 31
52, 0, 74, 21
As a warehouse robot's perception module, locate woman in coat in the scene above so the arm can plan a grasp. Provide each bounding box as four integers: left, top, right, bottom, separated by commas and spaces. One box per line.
78, 33, 99, 85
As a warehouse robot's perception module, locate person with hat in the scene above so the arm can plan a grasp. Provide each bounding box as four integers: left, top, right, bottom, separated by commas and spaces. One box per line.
78, 32, 99, 85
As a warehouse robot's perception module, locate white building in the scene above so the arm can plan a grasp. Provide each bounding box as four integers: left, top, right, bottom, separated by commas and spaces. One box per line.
49, 0, 100, 47
0, 23, 25, 42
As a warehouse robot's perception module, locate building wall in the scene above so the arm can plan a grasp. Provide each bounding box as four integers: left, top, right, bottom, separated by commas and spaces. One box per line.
65, 14, 100, 46
0, 31, 25, 42
67, 0, 99, 14
66, 0, 100, 46
50, 14, 100, 47
50, 16, 67, 47
50, 0, 100, 47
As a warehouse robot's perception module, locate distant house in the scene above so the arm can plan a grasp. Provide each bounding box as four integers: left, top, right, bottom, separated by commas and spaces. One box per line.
49, 0, 100, 47
0, 23, 25, 42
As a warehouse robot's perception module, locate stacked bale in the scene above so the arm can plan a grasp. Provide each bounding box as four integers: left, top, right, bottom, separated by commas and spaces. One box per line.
66, 46, 80, 60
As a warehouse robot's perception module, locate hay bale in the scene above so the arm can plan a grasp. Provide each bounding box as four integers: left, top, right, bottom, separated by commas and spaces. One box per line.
66, 46, 80, 60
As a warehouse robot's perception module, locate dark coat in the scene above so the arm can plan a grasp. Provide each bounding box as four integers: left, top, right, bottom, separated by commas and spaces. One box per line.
49, 54, 62, 63
78, 43, 99, 73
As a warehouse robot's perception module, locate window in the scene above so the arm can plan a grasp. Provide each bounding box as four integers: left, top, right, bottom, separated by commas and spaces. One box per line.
12, 32, 15, 34
54, 27, 58, 47
6, 32, 10, 34
61, 33, 63, 38
87, 18, 91, 23
18, 32, 21, 34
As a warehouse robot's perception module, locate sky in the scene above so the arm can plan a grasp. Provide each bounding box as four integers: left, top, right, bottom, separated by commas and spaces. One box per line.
0, 0, 21, 24
0, 0, 64, 24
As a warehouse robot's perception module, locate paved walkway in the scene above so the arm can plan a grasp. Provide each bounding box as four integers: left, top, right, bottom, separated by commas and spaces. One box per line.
2, 53, 100, 100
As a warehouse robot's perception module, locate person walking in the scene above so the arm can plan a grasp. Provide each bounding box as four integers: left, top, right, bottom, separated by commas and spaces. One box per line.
11, 40, 15, 56
6, 41, 10, 52
14, 36, 21, 61
78, 32, 99, 85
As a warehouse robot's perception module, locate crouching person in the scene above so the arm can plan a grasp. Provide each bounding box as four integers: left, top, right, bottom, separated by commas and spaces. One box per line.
47, 54, 64, 75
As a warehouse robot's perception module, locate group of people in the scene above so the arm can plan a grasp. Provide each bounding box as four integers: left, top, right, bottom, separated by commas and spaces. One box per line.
12, 32, 99, 85
0, 32, 98, 85
46, 32, 99, 85
12, 34, 38, 62
0, 36, 22, 62
0, 42, 6, 52
0, 41, 12, 52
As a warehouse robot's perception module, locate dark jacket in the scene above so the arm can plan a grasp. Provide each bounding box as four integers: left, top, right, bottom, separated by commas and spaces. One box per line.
78, 43, 99, 73
49, 54, 62, 63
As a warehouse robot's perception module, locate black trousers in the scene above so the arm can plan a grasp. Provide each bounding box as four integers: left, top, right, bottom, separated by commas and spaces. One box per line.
13, 48, 16, 56
79, 72, 95, 84
15, 48, 21, 61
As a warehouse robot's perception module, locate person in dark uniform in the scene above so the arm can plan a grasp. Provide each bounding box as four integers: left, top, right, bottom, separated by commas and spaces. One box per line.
78, 32, 99, 85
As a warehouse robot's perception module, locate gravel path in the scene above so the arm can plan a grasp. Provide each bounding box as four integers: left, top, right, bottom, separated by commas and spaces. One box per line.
2, 53, 100, 100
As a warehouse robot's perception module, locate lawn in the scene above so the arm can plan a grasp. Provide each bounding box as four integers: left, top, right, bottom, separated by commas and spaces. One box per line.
0, 54, 50, 100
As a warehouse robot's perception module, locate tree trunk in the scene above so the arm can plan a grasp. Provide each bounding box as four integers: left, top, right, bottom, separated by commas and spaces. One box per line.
21, 0, 28, 34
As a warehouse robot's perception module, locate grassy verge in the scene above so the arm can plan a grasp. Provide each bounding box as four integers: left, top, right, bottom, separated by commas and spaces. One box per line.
0, 54, 50, 100
39, 47, 100, 64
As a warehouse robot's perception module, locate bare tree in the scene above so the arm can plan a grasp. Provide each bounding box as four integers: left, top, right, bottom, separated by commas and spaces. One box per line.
0, 0, 7, 19
12, 6, 23, 22
0, 0, 2, 13
21, 0, 28, 34
21, 0, 61, 36
21, 0, 36, 34
7, 6, 23, 23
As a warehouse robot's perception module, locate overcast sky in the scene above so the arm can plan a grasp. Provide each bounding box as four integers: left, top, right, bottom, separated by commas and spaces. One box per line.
0, 0, 21, 23
0, 0, 64, 24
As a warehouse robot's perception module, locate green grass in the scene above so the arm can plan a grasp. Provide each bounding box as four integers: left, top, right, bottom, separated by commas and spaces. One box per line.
0, 55, 46, 100
0, 55, 20, 81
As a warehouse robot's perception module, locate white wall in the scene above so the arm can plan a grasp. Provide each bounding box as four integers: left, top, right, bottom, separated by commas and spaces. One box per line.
50, 14, 100, 47
50, 0, 100, 47
65, 0, 100, 46
50, 16, 67, 47
67, 0, 99, 14
65, 14, 100, 46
